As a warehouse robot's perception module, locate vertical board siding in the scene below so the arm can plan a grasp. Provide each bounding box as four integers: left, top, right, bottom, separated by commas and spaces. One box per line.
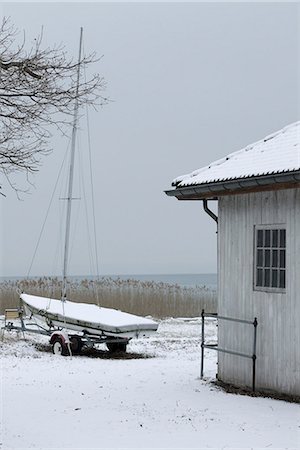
218, 188, 300, 395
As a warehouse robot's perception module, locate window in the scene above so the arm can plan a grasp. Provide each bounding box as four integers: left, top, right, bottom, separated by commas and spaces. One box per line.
255, 226, 286, 291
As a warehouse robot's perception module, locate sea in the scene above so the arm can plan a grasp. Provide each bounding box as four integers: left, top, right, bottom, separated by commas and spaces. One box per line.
0, 273, 217, 290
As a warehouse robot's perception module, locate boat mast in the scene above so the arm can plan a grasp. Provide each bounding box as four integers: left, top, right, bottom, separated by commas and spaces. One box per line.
62, 27, 83, 301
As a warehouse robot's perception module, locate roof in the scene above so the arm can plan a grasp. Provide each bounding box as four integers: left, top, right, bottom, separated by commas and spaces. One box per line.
166, 121, 300, 199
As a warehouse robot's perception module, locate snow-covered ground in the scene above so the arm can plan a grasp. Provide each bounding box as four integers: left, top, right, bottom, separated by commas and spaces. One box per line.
1, 317, 299, 449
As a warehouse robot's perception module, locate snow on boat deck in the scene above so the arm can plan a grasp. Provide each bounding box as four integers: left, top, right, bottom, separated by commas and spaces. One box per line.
21, 293, 158, 332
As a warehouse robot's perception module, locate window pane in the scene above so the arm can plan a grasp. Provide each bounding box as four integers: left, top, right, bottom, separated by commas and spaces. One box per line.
255, 226, 286, 291
265, 249, 270, 267
264, 230, 271, 247
264, 269, 270, 287
272, 229, 278, 247
257, 229, 263, 247
256, 269, 263, 287
271, 269, 278, 288
279, 270, 286, 288
280, 250, 285, 268
272, 249, 278, 268
280, 229, 286, 248
257, 249, 263, 267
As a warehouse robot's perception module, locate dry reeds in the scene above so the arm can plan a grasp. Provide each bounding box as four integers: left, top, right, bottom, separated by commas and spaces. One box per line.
0, 277, 217, 318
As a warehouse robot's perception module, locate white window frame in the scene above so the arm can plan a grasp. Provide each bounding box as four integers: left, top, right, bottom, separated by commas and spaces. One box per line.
254, 224, 286, 293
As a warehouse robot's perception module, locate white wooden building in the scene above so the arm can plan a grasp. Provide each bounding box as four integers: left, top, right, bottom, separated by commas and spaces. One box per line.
166, 121, 300, 396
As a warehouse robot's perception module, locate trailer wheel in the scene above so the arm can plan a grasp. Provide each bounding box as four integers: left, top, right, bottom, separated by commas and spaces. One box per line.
70, 336, 83, 354
52, 337, 69, 356
106, 342, 127, 353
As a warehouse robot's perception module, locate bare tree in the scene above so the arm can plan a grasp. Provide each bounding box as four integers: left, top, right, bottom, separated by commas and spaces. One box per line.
0, 18, 107, 195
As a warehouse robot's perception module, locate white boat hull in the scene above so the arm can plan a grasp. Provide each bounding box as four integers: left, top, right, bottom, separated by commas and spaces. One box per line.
21, 293, 158, 339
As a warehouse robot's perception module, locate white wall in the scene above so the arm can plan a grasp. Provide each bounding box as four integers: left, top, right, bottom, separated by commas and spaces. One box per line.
217, 187, 300, 396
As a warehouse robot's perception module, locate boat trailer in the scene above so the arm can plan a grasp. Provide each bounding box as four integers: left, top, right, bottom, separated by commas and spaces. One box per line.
1, 307, 130, 356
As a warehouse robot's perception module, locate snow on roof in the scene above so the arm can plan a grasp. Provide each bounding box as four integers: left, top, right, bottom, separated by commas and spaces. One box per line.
173, 121, 300, 188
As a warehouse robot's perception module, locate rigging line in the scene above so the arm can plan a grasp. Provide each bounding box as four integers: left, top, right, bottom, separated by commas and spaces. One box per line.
86, 98, 100, 281
26, 144, 70, 279
83, 39, 101, 304
68, 135, 86, 273
50, 195, 66, 301
51, 145, 70, 284
82, 39, 100, 272
51, 214, 63, 281
57, 146, 70, 286
62, 27, 83, 303
77, 132, 96, 279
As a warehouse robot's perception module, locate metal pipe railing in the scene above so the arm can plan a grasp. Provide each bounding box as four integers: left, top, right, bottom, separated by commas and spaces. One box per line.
201, 309, 258, 391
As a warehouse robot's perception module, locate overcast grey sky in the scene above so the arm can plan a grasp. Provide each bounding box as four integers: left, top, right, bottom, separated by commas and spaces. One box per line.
0, 2, 299, 277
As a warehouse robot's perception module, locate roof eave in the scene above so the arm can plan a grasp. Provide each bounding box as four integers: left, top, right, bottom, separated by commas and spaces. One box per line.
165, 170, 300, 200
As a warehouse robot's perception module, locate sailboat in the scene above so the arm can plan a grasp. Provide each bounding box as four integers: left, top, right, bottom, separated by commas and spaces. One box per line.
19, 29, 158, 355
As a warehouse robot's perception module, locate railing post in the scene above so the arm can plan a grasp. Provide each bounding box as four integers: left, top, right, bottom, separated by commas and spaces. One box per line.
252, 317, 258, 391
200, 312, 258, 390
201, 309, 205, 378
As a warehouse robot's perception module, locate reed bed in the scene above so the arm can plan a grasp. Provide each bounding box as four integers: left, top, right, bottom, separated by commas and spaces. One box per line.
0, 277, 217, 318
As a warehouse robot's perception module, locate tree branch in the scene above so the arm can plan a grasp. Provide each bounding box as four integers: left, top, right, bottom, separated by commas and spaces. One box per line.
0, 17, 108, 195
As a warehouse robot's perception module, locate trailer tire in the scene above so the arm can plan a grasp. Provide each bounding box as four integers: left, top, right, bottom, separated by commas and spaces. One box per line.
70, 336, 83, 354
52, 337, 69, 356
106, 342, 127, 353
